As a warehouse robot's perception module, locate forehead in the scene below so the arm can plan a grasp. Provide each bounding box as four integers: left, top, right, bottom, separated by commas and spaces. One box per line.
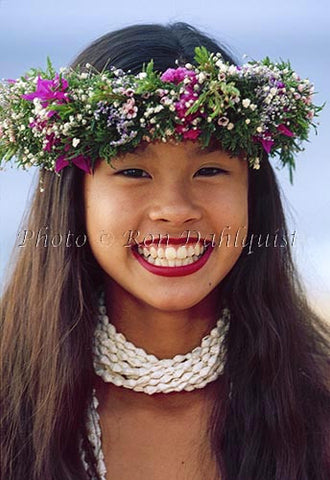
97, 140, 240, 169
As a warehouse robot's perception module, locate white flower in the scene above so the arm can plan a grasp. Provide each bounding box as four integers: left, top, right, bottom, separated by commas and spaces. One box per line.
217, 116, 229, 127
72, 138, 80, 148
242, 98, 251, 108
198, 72, 207, 83
245, 119, 251, 125
227, 123, 234, 130
228, 65, 237, 75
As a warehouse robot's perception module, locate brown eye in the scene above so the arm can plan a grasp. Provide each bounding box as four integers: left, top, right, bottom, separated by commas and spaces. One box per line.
194, 167, 229, 177
116, 168, 151, 178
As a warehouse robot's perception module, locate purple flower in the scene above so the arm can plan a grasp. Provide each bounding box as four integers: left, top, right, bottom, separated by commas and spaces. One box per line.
277, 124, 294, 137
260, 138, 274, 154
55, 153, 91, 173
21, 74, 69, 105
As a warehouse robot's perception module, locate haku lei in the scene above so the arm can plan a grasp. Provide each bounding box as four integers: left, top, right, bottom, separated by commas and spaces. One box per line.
0, 47, 322, 183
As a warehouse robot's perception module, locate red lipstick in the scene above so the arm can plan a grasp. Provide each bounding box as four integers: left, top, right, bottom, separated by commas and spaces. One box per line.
131, 242, 213, 277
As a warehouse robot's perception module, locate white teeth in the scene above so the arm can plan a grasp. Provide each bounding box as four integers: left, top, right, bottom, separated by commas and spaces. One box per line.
157, 247, 165, 258
176, 246, 187, 259
137, 242, 207, 267
143, 247, 150, 257
165, 247, 176, 260
187, 245, 195, 257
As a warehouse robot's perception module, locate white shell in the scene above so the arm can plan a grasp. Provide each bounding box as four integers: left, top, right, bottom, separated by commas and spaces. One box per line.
92, 290, 229, 396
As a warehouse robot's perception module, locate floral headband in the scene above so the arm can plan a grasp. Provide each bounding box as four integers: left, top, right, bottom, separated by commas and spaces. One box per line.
0, 46, 322, 182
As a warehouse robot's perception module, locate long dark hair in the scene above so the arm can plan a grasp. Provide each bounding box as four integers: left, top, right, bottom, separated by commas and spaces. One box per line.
1, 22, 329, 480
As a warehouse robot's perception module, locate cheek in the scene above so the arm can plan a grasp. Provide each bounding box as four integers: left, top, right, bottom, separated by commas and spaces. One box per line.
211, 187, 248, 229
84, 184, 139, 254
210, 188, 248, 266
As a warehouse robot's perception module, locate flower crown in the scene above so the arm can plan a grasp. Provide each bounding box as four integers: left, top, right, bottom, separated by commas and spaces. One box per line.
0, 46, 322, 182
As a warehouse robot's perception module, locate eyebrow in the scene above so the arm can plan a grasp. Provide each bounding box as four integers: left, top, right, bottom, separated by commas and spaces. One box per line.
132, 141, 222, 159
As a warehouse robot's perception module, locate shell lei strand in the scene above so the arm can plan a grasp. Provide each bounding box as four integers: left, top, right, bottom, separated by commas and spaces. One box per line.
80, 392, 107, 480
80, 291, 230, 479
93, 290, 229, 395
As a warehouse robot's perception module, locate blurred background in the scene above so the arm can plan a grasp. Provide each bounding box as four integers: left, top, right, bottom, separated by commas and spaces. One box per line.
1, 0, 329, 319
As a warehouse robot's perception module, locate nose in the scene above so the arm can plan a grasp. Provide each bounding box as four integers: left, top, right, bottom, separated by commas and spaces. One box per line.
148, 181, 202, 227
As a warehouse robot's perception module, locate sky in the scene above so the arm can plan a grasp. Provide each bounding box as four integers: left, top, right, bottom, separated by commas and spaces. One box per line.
0, 0, 329, 319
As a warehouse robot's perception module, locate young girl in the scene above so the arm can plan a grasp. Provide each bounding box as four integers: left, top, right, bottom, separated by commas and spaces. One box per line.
1, 22, 329, 480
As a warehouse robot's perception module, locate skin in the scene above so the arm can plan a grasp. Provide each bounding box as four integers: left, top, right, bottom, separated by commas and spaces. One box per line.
83, 140, 248, 478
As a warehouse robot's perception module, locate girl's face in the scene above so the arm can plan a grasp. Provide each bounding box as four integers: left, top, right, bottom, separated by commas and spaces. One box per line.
83, 141, 248, 311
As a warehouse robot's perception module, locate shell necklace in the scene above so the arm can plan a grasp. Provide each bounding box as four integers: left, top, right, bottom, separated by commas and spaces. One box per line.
92, 290, 229, 395
81, 291, 229, 479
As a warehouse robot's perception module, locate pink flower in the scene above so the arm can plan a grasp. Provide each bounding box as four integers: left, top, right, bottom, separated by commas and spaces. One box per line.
29, 118, 47, 130
55, 154, 91, 173
218, 116, 229, 127
161, 67, 197, 85
183, 128, 201, 140
22, 74, 69, 106
174, 124, 201, 140
277, 124, 294, 137
43, 133, 57, 152
120, 98, 138, 119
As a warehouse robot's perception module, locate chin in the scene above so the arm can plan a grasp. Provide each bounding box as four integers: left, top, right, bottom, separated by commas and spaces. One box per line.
142, 291, 212, 312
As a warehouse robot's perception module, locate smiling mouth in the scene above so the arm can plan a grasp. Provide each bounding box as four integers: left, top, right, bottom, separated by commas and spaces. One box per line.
132, 239, 213, 277
137, 242, 206, 267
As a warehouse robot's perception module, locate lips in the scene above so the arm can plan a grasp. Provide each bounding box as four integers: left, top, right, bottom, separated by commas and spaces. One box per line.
131, 237, 213, 277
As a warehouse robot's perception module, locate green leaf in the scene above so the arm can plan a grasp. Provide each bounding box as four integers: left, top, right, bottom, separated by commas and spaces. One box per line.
46, 57, 56, 77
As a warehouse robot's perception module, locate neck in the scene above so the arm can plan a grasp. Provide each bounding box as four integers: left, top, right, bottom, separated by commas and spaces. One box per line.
104, 277, 222, 360
94, 374, 226, 416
